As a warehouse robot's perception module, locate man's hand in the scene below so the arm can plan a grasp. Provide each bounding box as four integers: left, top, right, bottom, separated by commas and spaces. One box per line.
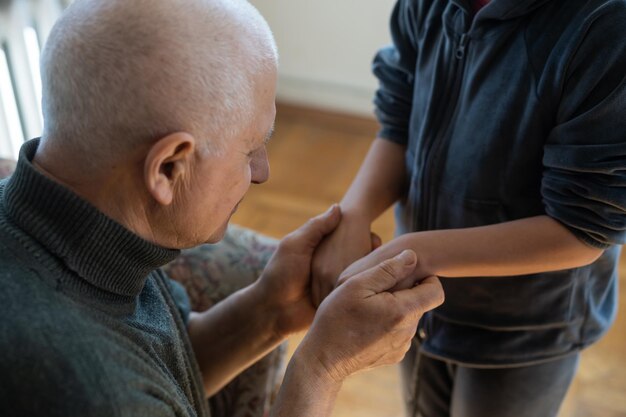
290, 249, 444, 383
255, 204, 343, 338
188, 205, 345, 396
338, 234, 430, 291
311, 212, 376, 307
271, 250, 443, 416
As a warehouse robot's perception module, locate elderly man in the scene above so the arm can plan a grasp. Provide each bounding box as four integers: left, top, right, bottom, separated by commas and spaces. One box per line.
0, 0, 444, 416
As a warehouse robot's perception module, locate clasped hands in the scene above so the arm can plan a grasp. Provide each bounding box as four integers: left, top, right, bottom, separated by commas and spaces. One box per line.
255, 205, 443, 385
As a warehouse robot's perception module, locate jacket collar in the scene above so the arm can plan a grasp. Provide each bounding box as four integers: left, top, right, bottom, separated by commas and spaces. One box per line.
473, 0, 554, 20
444, 0, 554, 38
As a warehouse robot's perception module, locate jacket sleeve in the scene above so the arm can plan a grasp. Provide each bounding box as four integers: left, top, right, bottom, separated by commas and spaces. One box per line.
542, 4, 626, 248
372, 0, 419, 145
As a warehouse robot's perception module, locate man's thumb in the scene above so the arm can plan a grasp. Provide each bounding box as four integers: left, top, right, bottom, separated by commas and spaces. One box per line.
350, 250, 417, 294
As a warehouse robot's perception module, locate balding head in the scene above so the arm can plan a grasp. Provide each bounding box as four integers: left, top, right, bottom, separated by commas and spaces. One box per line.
40, 0, 277, 168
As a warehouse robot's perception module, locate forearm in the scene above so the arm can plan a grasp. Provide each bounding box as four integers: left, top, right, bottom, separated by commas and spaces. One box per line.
342, 215, 604, 282
270, 348, 341, 417
341, 137, 407, 221
404, 215, 603, 277
187, 283, 283, 396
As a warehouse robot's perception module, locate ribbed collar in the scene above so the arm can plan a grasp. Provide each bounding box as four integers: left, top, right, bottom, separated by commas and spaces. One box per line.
3, 139, 180, 298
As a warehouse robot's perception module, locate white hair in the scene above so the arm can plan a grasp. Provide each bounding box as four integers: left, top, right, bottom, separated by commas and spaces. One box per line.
40, 0, 277, 166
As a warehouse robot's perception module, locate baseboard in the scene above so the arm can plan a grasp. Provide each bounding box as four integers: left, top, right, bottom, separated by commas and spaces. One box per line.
276, 101, 380, 137
276, 75, 377, 118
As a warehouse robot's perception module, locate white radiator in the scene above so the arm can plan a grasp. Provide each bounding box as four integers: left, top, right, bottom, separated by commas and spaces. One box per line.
0, 0, 69, 159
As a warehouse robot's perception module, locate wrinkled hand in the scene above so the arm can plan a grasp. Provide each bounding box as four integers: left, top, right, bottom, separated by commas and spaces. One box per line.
311, 214, 381, 307
256, 205, 342, 338
296, 249, 444, 383
338, 235, 431, 291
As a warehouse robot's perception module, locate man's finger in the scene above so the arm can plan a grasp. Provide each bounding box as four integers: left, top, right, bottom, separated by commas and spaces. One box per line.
337, 250, 384, 285
311, 280, 322, 308
348, 250, 417, 294
311, 277, 330, 308
393, 276, 445, 316
312, 280, 334, 308
284, 205, 342, 251
370, 232, 382, 251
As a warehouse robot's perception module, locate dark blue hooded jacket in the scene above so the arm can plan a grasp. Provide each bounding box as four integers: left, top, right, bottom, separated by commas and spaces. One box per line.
373, 0, 626, 366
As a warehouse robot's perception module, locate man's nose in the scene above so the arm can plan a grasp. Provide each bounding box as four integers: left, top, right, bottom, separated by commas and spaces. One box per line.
250, 147, 269, 184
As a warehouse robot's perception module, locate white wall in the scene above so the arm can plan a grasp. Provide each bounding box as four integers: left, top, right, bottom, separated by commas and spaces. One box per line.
250, 0, 396, 117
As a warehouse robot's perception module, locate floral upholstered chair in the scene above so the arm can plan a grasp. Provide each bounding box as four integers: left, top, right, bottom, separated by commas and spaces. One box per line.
0, 158, 16, 179
0, 156, 285, 417
162, 227, 284, 417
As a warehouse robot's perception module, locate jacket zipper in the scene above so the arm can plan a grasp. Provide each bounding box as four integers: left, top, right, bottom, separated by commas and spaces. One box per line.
456, 33, 469, 59
415, 31, 470, 231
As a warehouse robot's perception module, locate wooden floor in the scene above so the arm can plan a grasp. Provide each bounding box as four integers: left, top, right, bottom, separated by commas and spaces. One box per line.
232, 103, 626, 417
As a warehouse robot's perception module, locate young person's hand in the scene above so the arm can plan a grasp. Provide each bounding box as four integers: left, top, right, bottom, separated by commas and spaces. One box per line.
311, 212, 379, 307
255, 204, 343, 337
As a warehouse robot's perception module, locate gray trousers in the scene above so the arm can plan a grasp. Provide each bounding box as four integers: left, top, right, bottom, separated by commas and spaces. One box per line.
401, 340, 580, 417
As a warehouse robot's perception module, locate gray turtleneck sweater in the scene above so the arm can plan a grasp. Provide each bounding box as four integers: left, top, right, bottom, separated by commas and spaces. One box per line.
0, 139, 210, 417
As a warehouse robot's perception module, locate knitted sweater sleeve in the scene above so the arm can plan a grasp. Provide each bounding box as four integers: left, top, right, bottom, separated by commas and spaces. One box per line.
0, 328, 179, 417
165, 276, 193, 326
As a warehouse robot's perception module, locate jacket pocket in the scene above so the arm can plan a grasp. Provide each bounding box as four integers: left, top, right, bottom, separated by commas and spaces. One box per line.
431, 195, 580, 329
437, 270, 579, 330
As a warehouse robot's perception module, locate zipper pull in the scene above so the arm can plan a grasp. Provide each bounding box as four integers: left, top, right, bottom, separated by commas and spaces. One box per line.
456, 33, 468, 59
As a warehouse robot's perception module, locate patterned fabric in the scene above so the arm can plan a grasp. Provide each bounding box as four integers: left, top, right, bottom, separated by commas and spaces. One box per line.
1, 158, 285, 417
164, 226, 278, 311
162, 226, 283, 417
0, 159, 16, 179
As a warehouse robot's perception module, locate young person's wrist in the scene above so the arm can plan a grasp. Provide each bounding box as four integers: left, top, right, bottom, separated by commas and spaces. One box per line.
338, 204, 373, 225
386, 232, 438, 279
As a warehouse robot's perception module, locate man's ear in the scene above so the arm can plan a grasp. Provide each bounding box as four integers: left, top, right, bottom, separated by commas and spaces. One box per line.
144, 132, 195, 206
